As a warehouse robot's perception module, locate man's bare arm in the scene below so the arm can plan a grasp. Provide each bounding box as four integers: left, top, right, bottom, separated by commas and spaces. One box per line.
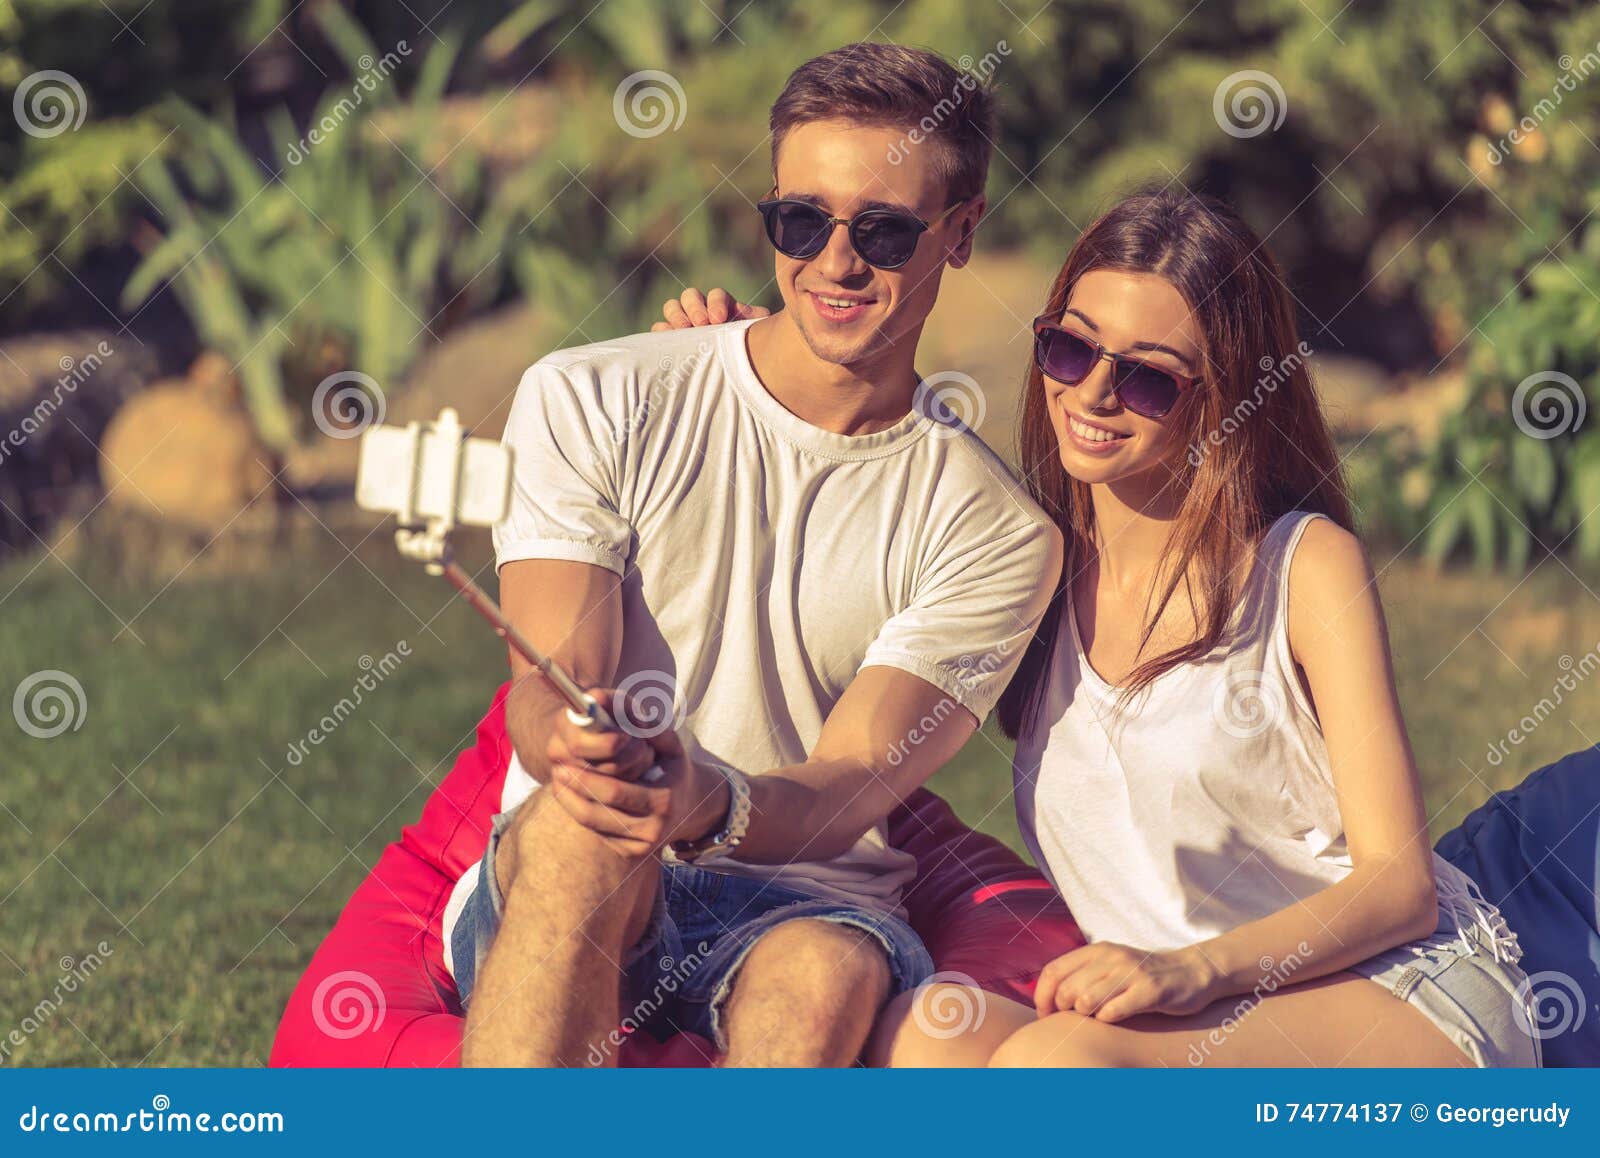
547, 663, 978, 865
732, 665, 978, 864
497, 558, 628, 785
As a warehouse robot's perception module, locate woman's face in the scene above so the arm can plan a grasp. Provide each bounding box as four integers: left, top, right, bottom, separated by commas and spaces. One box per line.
1041, 269, 1203, 486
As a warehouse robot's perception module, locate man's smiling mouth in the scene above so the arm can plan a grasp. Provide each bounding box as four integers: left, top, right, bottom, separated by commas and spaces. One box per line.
806, 290, 876, 322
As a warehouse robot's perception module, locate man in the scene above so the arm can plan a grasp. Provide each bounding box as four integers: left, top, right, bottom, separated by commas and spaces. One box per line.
446, 41, 1060, 1067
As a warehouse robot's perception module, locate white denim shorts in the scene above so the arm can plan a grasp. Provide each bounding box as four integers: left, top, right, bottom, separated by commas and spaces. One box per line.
1348, 903, 1541, 1068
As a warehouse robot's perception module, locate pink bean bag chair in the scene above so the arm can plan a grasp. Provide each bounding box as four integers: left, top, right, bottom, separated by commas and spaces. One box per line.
269, 682, 1084, 1066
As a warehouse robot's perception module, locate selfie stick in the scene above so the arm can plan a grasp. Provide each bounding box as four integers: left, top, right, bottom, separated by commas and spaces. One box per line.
388, 410, 661, 779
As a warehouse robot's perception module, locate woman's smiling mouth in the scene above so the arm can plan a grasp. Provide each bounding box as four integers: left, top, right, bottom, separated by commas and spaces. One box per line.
1066, 413, 1132, 453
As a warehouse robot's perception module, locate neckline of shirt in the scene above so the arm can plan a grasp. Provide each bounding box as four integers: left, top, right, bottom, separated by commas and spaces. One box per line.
1064, 510, 1315, 695
715, 317, 946, 462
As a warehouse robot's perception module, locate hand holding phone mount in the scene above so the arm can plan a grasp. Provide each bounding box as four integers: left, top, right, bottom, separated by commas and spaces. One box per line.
357, 407, 663, 781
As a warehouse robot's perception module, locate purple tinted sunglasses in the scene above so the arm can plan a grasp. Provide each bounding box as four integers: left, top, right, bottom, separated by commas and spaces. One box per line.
1032, 315, 1199, 419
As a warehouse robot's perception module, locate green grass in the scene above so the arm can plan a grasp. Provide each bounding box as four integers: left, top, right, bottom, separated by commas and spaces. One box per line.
2, 518, 1598, 1065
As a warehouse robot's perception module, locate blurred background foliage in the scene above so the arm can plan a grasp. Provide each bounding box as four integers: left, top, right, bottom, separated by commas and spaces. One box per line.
3, 0, 1600, 560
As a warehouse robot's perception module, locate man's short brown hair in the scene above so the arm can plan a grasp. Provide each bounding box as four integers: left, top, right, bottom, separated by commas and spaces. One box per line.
768, 42, 997, 206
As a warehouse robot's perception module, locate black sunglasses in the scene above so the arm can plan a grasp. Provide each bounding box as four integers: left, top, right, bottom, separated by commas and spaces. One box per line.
756, 193, 968, 270
1031, 315, 1199, 419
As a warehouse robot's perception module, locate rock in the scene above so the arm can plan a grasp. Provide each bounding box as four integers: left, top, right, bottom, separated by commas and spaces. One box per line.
97, 354, 279, 534
285, 300, 549, 493
397, 300, 547, 435
0, 329, 159, 552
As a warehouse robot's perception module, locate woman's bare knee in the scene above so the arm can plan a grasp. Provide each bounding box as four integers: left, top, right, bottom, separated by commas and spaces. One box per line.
867, 984, 1028, 1067
989, 1011, 1126, 1068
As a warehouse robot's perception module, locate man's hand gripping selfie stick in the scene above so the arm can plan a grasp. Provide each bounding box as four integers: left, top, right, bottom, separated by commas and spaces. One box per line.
357, 407, 664, 782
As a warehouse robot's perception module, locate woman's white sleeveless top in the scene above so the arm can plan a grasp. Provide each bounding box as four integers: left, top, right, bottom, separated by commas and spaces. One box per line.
1014, 511, 1517, 961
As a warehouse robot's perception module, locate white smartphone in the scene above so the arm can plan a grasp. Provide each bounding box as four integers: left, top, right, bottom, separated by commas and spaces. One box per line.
356, 417, 512, 527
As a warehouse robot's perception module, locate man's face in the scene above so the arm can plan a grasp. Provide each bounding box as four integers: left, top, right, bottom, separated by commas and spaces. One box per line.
769, 119, 978, 370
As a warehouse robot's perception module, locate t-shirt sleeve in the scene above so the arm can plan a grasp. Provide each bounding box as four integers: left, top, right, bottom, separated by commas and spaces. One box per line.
860, 511, 1062, 724
492, 357, 633, 575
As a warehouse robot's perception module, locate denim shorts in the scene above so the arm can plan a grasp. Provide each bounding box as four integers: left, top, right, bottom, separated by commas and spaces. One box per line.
448, 809, 934, 1056
1347, 912, 1541, 1068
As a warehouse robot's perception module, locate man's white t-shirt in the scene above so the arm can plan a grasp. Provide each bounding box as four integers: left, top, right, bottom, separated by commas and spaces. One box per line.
441, 318, 1059, 971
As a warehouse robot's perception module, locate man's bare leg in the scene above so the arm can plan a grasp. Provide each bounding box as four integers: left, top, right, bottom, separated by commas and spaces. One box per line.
461, 791, 660, 1066
717, 919, 893, 1067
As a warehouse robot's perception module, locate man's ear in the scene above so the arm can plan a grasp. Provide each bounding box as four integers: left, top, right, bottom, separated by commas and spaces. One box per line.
947, 194, 985, 270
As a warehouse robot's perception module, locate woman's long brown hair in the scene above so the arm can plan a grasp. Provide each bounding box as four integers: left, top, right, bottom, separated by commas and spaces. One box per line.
996, 187, 1354, 740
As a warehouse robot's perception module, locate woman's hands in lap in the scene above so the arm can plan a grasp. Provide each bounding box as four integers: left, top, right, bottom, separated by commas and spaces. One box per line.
1033, 942, 1221, 1023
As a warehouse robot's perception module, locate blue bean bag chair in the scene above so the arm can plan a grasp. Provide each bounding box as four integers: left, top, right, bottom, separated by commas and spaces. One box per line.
1435, 745, 1600, 1067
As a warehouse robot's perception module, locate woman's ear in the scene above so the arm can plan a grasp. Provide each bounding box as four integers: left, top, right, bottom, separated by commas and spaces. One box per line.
947, 194, 986, 270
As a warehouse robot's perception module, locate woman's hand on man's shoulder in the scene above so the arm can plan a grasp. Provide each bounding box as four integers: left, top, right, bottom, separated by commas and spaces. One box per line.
653, 287, 769, 331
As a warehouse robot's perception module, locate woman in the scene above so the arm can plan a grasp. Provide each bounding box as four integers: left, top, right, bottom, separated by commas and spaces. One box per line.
658, 187, 1539, 1068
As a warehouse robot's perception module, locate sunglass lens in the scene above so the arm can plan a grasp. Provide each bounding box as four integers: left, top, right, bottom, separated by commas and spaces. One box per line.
851, 213, 920, 268
1112, 362, 1182, 418
769, 203, 832, 258
1036, 329, 1098, 384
